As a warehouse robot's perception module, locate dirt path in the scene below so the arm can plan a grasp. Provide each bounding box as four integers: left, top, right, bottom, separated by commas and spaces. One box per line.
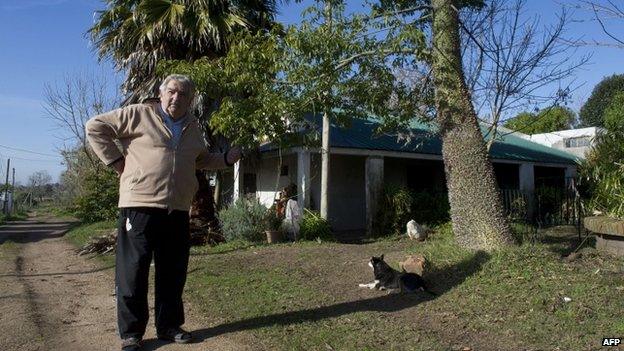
0, 217, 255, 351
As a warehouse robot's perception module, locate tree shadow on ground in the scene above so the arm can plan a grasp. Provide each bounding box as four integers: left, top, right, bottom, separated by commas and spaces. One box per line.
541, 229, 594, 257
141, 250, 490, 351
0, 220, 77, 245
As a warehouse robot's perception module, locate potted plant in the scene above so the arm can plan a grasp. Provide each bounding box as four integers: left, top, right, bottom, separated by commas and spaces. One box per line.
264, 208, 283, 244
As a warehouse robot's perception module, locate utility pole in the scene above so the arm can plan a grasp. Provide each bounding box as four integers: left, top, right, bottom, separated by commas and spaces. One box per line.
11, 168, 15, 214
3, 159, 9, 215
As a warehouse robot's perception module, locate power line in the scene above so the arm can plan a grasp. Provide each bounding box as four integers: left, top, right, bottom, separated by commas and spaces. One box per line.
0, 143, 59, 157
8, 156, 62, 163
0, 152, 61, 164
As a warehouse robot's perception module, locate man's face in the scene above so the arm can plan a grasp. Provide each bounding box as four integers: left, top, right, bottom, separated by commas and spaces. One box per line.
159, 80, 193, 119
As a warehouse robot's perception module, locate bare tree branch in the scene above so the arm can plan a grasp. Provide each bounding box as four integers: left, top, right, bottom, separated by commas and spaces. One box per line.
457, 0, 588, 148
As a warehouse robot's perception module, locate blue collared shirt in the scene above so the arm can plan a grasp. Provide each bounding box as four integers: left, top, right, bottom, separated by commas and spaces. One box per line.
159, 105, 188, 149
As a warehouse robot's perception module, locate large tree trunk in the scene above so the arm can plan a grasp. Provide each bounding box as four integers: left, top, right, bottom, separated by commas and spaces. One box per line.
431, 0, 512, 250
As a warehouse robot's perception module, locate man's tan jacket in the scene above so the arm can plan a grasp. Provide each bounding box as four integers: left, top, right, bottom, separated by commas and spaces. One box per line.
86, 102, 228, 211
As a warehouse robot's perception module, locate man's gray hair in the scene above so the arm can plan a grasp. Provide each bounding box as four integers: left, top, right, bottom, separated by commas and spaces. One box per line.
159, 74, 196, 96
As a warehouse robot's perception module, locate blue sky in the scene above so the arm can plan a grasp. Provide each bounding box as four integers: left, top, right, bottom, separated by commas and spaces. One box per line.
0, 0, 622, 184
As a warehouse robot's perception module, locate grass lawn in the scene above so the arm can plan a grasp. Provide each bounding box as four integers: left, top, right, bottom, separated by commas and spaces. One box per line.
66, 221, 624, 350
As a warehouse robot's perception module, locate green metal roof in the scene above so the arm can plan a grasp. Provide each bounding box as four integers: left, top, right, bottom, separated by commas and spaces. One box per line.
262, 117, 579, 165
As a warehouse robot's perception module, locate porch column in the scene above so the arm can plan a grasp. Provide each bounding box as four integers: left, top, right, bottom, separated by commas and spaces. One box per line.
519, 163, 535, 220
233, 160, 243, 202
365, 156, 384, 236
297, 150, 311, 209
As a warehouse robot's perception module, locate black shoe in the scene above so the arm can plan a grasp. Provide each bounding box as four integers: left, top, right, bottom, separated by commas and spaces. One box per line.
157, 327, 192, 344
121, 337, 142, 351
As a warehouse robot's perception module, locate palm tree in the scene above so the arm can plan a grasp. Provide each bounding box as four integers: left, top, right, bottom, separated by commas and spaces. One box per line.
88, 0, 279, 234
89, 0, 278, 103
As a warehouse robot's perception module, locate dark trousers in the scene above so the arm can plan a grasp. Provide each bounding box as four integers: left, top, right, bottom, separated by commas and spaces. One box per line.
116, 207, 190, 339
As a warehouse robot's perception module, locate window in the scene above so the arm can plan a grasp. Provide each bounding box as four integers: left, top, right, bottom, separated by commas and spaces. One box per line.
280, 165, 289, 176
564, 136, 591, 148
243, 173, 257, 194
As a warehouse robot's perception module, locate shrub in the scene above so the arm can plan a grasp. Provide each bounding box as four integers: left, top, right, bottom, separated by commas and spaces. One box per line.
410, 191, 450, 225
218, 196, 267, 242
579, 126, 624, 219
374, 185, 413, 237
299, 209, 333, 241
74, 170, 119, 223
374, 185, 450, 237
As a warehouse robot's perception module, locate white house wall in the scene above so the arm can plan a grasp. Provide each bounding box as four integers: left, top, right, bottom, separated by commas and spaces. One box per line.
254, 154, 298, 208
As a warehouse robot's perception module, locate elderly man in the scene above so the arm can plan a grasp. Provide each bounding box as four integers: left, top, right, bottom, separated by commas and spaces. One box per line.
86, 74, 240, 351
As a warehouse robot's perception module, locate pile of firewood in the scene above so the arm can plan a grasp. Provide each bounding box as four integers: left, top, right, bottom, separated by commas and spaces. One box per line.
77, 216, 226, 256
78, 229, 117, 256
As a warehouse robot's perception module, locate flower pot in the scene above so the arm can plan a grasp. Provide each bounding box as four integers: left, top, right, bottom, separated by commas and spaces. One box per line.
265, 230, 281, 244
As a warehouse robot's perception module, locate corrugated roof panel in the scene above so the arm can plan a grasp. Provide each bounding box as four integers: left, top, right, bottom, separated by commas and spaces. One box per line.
260, 116, 578, 165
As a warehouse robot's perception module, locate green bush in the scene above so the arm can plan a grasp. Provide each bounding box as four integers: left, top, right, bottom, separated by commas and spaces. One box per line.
580, 126, 624, 219
218, 196, 267, 242
374, 185, 450, 237
299, 209, 333, 241
74, 170, 119, 223
410, 190, 450, 225
374, 185, 413, 236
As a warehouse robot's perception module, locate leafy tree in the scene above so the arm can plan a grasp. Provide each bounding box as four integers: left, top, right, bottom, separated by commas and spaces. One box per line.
603, 92, 624, 131
27, 171, 53, 202
504, 106, 576, 134
579, 74, 624, 127
161, 0, 424, 220
165, 0, 517, 250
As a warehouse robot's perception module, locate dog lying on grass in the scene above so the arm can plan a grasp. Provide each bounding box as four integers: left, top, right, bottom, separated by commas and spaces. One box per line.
359, 254, 435, 295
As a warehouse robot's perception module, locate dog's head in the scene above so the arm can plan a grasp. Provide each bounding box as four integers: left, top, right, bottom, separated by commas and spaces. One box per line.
369, 254, 392, 275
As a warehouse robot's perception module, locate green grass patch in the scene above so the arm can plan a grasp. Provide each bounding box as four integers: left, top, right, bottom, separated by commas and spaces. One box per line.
190, 239, 257, 255
64, 220, 116, 248
183, 223, 624, 350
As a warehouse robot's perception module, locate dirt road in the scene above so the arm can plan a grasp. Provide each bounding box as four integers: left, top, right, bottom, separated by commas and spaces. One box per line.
0, 217, 255, 351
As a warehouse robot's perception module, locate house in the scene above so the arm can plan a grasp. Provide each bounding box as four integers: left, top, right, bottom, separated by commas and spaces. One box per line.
220, 118, 579, 239
517, 127, 602, 159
